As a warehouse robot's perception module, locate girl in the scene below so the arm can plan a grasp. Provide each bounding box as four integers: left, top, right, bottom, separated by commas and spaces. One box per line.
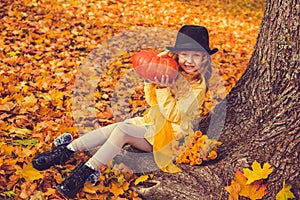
32, 25, 218, 198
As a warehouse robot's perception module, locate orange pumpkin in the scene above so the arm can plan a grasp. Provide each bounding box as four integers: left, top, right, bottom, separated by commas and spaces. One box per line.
132, 50, 178, 81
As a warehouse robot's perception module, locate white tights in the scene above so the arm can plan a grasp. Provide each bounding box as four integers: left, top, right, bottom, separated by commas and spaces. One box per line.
67, 122, 152, 170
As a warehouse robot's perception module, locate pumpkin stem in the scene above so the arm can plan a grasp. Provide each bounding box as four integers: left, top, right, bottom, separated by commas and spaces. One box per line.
157, 50, 170, 57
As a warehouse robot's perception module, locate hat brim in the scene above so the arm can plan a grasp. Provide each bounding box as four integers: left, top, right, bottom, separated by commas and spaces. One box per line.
166, 46, 218, 55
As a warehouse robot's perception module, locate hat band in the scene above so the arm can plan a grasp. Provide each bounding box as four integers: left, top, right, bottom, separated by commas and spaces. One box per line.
174, 42, 205, 50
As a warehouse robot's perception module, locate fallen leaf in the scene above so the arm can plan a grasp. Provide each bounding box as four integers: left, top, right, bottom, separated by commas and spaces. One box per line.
43, 188, 57, 196
10, 127, 32, 135
243, 160, 273, 184
276, 181, 295, 200
13, 138, 39, 146
110, 181, 124, 196
86, 193, 109, 200
19, 181, 37, 199
0, 142, 14, 155
0, 0, 265, 198
235, 170, 268, 200
22, 94, 38, 107
82, 182, 100, 194
2, 190, 17, 199
7, 175, 19, 190
134, 174, 149, 185
0, 104, 11, 111
224, 180, 241, 200
29, 191, 44, 200
15, 162, 43, 181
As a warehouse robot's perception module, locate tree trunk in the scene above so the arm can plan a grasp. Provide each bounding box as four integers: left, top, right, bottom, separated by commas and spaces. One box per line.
135, 0, 300, 199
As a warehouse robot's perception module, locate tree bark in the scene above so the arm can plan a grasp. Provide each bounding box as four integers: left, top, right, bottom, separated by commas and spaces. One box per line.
134, 0, 300, 199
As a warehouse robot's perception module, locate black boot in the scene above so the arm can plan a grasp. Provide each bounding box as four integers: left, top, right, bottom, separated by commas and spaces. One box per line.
56, 162, 97, 198
32, 145, 74, 171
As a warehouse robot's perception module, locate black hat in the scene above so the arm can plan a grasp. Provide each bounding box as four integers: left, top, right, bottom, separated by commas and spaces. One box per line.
167, 25, 218, 55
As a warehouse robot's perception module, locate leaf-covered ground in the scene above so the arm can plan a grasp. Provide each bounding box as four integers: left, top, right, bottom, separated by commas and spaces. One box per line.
0, 0, 265, 199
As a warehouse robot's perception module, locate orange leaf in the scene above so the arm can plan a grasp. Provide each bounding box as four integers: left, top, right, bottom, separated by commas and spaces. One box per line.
19, 181, 37, 199
83, 182, 100, 194
86, 193, 109, 200
7, 175, 19, 190
43, 188, 57, 196
22, 94, 37, 107
224, 180, 240, 200
110, 181, 124, 197
234, 170, 268, 200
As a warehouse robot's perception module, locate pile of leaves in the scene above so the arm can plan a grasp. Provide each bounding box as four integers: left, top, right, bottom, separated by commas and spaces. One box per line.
0, 0, 265, 199
225, 161, 295, 200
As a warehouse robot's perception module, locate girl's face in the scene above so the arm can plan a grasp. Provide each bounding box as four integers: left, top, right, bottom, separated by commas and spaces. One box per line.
177, 51, 209, 74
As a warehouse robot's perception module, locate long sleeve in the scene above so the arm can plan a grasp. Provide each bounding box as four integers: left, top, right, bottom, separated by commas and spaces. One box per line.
144, 82, 158, 106
155, 79, 206, 123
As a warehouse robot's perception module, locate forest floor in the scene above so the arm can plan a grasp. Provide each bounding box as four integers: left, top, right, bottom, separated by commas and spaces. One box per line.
0, 0, 264, 199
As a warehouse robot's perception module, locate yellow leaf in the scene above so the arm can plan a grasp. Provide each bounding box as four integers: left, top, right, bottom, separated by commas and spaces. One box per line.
243, 161, 273, 184
224, 180, 240, 200
29, 191, 44, 200
110, 181, 124, 196
276, 181, 295, 200
0, 142, 14, 155
234, 170, 268, 200
22, 94, 37, 107
15, 163, 43, 181
134, 174, 149, 185
10, 127, 31, 135
82, 182, 100, 194
43, 188, 57, 196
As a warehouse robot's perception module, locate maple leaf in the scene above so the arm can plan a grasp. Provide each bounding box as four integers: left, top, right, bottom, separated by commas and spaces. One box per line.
243, 160, 273, 184
234, 170, 268, 200
15, 163, 43, 181
276, 181, 295, 200
224, 180, 240, 200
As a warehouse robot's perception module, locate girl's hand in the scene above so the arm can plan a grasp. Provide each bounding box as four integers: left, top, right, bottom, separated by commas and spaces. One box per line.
154, 75, 176, 89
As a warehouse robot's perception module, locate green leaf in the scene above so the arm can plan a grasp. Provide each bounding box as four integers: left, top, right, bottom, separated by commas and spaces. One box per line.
39, 93, 52, 101
3, 190, 18, 198
14, 138, 38, 146
8, 51, 21, 57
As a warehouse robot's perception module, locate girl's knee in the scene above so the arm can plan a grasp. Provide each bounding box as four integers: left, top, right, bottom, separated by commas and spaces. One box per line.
110, 125, 131, 143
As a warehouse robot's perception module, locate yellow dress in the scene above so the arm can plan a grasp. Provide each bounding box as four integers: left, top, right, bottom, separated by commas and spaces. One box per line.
128, 74, 206, 173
